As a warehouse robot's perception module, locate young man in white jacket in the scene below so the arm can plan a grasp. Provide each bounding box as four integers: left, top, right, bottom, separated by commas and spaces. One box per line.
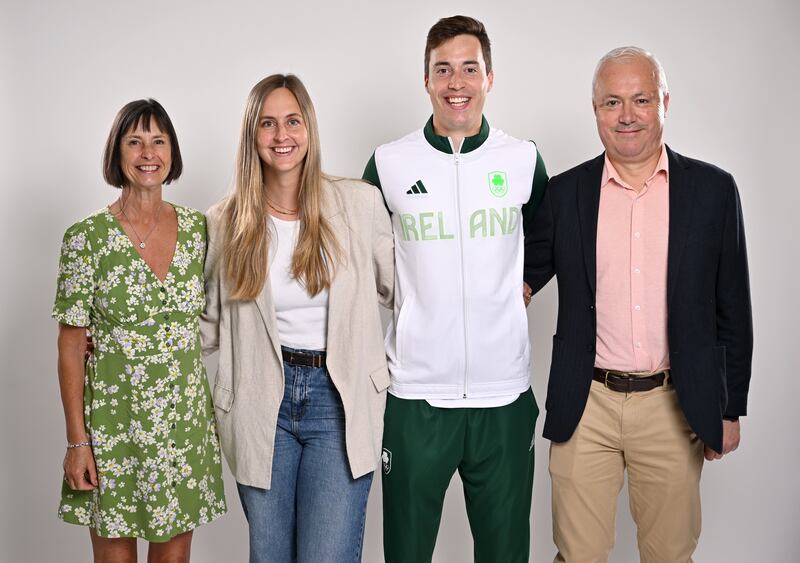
363, 15, 548, 563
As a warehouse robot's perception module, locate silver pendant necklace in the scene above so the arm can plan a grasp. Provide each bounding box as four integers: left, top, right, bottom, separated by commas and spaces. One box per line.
116, 194, 163, 249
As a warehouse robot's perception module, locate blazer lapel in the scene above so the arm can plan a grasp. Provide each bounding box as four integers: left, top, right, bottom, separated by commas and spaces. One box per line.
666, 146, 694, 304
323, 183, 350, 362
578, 154, 605, 295
255, 274, 283, 364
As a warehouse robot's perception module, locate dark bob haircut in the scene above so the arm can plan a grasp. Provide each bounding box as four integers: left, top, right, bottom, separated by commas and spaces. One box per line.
102, 99, 183, 188
424, 15, 492, 78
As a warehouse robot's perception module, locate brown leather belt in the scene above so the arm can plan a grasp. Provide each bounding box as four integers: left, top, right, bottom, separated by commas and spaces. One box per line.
592, 368, 669, 393
281, 348, 326, 368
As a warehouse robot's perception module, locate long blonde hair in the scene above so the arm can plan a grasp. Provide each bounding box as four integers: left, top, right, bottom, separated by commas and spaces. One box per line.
222, 74, 340, 300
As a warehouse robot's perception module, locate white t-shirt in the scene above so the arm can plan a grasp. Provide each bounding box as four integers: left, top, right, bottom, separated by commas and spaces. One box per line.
269, 216, 328, 351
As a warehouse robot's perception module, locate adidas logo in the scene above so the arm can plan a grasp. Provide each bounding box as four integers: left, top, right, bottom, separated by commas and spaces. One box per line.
406, 180, 428, 195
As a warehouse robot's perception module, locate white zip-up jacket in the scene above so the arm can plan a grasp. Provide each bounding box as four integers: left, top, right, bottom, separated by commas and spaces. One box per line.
364, 117, 548, 399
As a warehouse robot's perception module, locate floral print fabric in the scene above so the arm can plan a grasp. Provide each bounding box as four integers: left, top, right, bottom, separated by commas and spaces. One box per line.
52, 205, 226, 541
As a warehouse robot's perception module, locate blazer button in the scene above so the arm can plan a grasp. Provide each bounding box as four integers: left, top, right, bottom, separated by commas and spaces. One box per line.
589, 305, 595, 311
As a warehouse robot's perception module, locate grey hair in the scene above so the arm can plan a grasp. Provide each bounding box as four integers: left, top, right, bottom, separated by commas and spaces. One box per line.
592, 46, 668, 100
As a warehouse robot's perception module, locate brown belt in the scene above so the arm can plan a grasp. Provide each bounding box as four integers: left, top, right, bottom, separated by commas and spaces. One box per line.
281, 348, 326, 368
592, 368, 669, 393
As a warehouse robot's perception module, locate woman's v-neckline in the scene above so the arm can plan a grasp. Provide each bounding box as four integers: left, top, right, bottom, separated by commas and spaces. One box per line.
106, 203, 179, 284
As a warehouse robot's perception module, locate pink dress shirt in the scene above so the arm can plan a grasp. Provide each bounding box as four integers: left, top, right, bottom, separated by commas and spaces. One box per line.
595, 146, 670, 374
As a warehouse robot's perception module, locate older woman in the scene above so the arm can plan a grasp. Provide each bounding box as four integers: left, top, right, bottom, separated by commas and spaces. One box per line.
201, 74, 393, 563
53, 99, 226, 563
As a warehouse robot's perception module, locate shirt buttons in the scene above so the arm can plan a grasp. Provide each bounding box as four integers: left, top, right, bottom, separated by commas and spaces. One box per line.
634, 232, 641, 239
634, 268, 641, 274
636, 342, 642, 349
634, 305, 641, 311
171, 423, 176, 429
160, 287, 166, 293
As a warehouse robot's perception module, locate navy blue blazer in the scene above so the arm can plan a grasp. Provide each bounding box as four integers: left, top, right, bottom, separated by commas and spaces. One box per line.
524, 146, 752, 454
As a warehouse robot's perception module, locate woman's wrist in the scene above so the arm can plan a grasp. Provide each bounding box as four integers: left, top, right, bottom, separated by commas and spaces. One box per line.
66, 428, 91, 446
66, 440, 92, 449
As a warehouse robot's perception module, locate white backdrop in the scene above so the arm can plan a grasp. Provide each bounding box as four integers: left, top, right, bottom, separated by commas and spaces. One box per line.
2, 0, 798, 561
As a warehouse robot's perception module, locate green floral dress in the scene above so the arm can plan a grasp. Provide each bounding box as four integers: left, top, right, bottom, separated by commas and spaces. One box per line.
52, 204, 226, 541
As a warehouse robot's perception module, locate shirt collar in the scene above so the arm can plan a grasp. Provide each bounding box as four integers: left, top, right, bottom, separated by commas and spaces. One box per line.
423, 115, 490, 154
602, 144, 669, 190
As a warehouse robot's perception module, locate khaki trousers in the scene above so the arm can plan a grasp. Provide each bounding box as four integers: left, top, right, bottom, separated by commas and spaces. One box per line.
550, 380, 704, 563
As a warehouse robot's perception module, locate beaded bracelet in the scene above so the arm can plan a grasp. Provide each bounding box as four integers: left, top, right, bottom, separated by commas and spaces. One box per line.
66, 441, 92, 449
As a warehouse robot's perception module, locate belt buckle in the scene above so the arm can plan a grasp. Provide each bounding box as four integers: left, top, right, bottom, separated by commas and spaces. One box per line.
604, 369, 626, 389
605, 369, 635, 392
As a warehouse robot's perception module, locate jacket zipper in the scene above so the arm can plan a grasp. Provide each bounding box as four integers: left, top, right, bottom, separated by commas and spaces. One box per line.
451, 143, 469, 398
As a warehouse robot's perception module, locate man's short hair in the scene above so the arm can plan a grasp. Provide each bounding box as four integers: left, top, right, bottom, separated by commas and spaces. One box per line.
424, 15, 492, 77
592, 46, 669, 101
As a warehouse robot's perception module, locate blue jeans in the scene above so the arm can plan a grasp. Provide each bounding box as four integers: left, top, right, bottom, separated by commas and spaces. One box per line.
237, 348, 374, 563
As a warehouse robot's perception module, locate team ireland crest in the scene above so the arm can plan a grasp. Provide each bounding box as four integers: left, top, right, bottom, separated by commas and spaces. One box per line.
382, 448, 392, 475
488, 171, 508, 197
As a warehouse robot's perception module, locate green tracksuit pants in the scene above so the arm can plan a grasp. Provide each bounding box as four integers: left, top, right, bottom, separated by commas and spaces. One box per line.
381, 388, 539, 563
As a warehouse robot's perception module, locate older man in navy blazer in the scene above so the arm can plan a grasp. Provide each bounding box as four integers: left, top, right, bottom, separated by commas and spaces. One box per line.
525, 47, 752, 561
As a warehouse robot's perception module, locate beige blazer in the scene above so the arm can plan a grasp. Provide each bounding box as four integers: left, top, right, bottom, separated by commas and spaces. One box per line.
200, 178, 394, 489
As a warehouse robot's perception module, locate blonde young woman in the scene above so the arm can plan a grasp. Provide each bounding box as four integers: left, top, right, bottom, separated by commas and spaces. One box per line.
201, 74, 393, 563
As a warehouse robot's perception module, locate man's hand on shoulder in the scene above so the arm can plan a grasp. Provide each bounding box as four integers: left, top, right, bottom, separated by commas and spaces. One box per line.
523, 282, 532, 308
704, 419, 741, 461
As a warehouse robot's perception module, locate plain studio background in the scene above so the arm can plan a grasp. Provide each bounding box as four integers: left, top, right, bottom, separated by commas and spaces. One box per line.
2, 0, 798, 561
